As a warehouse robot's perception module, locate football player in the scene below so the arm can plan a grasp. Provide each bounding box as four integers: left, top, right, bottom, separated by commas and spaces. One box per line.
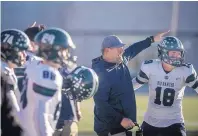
20, 27, 75, 136
23, 21, 45, 64
14, 22, 45, 77
20, 27, 99, 136
1, 29, 30, 136
132, 36, 198, 136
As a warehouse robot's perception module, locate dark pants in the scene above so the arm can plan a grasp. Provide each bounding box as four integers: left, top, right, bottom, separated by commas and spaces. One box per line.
96, 129, 109, 136
97, 130, 134, 136
141, 121, 186, 136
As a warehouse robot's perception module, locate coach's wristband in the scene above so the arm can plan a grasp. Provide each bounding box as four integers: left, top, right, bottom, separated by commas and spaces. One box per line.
148, 36, 154, 43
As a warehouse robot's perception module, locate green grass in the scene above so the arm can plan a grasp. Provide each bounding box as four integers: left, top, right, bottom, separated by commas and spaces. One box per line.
78, 95, 198, 135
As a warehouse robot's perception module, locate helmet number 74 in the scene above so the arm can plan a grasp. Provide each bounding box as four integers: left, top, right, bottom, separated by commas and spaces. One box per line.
3, 34, 14, 45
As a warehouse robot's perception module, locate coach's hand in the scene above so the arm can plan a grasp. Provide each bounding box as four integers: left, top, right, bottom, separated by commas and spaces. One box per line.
120, 118, 135, 129
154, 30, 170, 42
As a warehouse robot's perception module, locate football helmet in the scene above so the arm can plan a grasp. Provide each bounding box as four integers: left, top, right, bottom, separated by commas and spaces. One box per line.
158, 36, 185, 67
34, 27, 76, 66
24, 22, 46, 52
62, 66, 99, 102
24, 23, 45, 41
1, 29, 30, 66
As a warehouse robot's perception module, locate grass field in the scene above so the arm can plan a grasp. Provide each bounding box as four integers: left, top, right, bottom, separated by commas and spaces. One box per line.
78, 95, 198, 136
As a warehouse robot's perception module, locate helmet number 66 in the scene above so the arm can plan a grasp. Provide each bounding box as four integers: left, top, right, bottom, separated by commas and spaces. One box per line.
41, 33, 55, 45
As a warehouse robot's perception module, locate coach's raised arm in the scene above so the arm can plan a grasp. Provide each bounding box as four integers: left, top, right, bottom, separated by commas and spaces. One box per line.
91, 31, 169, 136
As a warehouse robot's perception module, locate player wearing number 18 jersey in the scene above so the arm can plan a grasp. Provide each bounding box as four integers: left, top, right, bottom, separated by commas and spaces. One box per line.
132, 36, 198, 136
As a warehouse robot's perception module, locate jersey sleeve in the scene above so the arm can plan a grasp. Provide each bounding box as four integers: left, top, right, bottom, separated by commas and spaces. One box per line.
133, 60, 151, 90
185, 64, 198, 93
137, 60, 151, 83
4, 70, 20, 112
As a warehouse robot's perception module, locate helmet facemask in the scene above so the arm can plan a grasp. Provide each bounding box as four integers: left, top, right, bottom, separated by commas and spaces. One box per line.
1, 43, 26, 67
37, 43, 75, 68
61, 48, 77, 72
158, 45, 184, 67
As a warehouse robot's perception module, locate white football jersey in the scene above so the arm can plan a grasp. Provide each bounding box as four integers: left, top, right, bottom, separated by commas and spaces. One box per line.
136, 59, 197, 127
20, 60, 63, 136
